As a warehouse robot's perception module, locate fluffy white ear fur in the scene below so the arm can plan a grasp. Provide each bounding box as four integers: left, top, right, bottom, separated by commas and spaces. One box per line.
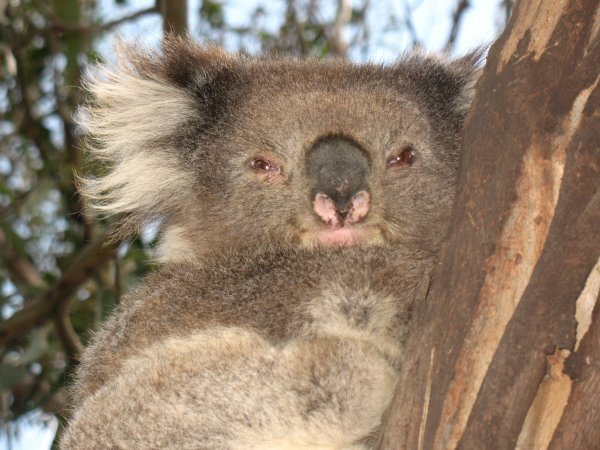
77, 42, 196, 229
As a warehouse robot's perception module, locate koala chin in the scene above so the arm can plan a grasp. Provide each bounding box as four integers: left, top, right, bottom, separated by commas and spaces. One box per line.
63, 36, 481, 449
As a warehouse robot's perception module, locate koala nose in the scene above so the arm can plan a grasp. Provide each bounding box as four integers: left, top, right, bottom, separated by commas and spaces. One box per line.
306, 135, 371, 226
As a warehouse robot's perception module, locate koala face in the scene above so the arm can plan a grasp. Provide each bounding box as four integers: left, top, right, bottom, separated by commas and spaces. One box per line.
80, 37, 479, 262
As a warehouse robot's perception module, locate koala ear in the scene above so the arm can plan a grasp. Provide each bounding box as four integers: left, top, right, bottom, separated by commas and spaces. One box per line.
447, 48, 485, 115
399, 48, 485, 119
77, 36, 235, 237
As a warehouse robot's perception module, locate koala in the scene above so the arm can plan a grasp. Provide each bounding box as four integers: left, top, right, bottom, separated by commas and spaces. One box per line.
61, 36, 480, 449
62, 245, 432, 449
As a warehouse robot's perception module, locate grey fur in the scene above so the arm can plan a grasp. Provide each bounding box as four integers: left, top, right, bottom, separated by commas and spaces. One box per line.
63, 36, 480, 448
62, 246, 431, 449
78, 36, 480, 262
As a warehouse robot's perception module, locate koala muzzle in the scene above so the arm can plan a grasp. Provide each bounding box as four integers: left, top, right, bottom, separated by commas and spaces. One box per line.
306, 136, 371, 227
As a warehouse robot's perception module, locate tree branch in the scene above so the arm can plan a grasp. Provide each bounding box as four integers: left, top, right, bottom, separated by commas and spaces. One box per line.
4, 21, 58, 173
34, 2, 158, 35
52, 313, 83, 363
445, 0, 471, 51
0, 235, 120, 345
329, 0, 352, 57
0, 229, 46, 291
402, 0, 421, 49
46, 31, 93, 243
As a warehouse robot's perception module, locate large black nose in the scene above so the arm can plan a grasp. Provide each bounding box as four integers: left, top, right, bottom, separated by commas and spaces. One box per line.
306, 135, 370, 213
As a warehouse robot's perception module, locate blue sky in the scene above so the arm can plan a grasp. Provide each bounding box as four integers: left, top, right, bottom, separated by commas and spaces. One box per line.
94, 0, 502, 58
1, 1, 504, 448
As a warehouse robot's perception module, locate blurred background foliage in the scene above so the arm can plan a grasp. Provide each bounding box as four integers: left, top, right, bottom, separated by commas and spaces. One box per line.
0, 0, 511, 447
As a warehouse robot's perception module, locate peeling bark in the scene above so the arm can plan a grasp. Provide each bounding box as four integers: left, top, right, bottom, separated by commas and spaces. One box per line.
549, 292, 600, 449
377, 0, 600, 448
515, 348, 572, 450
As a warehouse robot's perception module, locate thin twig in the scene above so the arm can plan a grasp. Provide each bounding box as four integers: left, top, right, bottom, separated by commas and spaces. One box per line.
52, 313, 82, 363
403, 0, 421, 49
445, 0, 471, 51
33, 0, 158, 35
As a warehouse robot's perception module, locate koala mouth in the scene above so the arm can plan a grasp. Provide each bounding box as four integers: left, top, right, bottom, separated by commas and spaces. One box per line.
316, 228, 367, 247
300, 226, 381, 248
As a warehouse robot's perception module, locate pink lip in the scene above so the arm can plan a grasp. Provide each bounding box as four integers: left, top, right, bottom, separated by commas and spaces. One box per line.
316, 228, 367, 247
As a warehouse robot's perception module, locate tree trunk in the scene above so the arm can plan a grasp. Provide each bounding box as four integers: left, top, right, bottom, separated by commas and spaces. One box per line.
160, 0, 188, 35
377, 0, 600, 448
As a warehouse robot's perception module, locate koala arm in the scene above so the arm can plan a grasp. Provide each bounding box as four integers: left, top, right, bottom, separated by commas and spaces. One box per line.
60, 327, 396, 450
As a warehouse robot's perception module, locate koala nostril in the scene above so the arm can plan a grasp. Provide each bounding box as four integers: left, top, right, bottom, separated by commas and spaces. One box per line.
346, 190, 370, 225
313, 190, 370, 227
313, 193, 341, 227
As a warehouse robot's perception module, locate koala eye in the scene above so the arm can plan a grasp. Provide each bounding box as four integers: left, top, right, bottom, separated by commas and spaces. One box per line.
251, 158, 282, 174
387, 146, 415, 168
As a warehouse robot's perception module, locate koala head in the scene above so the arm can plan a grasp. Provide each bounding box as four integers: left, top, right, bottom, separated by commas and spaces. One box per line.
79, 36, 480, 262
